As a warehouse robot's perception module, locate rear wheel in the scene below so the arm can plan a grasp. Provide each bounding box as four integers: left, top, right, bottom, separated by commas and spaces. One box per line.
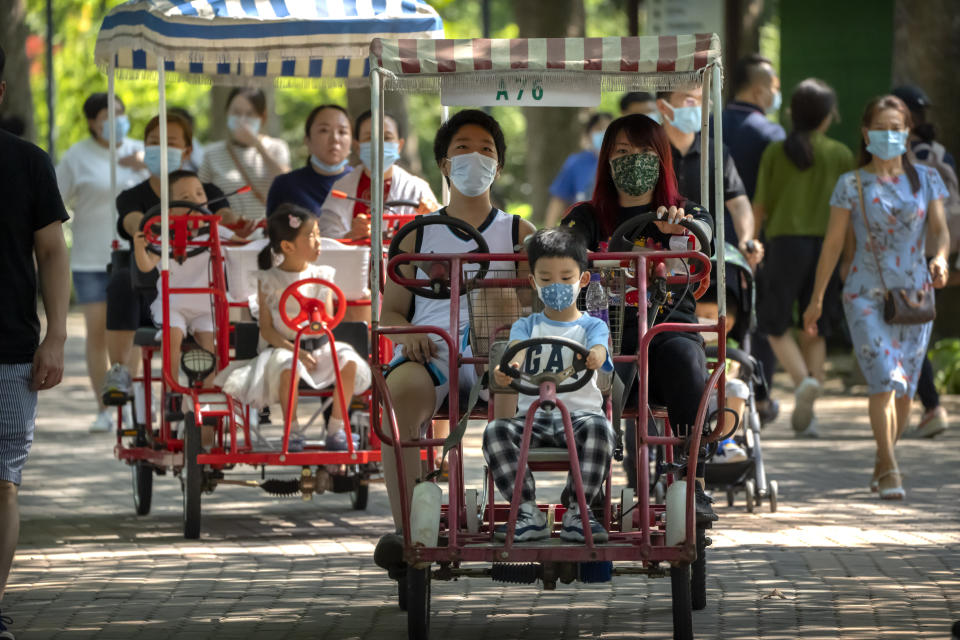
397, 571, 408, 611
132, 461, 153, 516
406, 566, 431, 639
351, 473, 369, 510
691, 527, 707, 610
670, 564, 693, 640
182, 412, 202, 539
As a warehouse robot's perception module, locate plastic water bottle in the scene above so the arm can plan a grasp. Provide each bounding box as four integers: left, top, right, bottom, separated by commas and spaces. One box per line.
585, 272, 609, 326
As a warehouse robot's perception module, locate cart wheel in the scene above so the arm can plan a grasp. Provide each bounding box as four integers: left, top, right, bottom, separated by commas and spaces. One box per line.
768, 480, 779, 513
744, 479, 755, 514
406, 566, 431, 639
691, 527, 707, 610
726, 487, 735, 508
670, 565, 693, 640
132, 460, 153, 516
351, 474, 369, 510
182, 412, 203, 539
397, 571, 408, 611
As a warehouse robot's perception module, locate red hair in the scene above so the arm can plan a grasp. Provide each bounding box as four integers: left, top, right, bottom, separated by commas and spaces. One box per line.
589, 114, 684, 239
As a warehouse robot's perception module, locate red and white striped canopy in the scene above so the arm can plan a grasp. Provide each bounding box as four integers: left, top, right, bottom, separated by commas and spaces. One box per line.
370, 34, 721, 91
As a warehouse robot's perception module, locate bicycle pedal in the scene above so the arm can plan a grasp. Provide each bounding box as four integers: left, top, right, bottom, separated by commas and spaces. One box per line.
102, 390, 129, 407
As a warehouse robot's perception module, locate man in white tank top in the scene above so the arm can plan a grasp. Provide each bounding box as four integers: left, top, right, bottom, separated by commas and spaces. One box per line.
375, 111, 536, 578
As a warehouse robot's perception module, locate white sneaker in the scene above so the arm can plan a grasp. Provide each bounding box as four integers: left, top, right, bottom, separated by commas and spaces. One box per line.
89, 409, 114, 433
494, 501, 549, 541
716, 439, 748, 463
792, 377, 821, 433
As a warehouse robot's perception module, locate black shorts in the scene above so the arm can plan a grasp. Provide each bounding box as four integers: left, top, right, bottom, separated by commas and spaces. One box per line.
757, 236, 840, 337
106, 265, 158, 332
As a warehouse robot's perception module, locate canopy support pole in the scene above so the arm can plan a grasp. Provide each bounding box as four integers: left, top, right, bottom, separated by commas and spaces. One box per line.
699, 67, 711, 226
158, 58, 169, 272
370, 69, 384, 327
108, 59, 118, 235
712, 62, 725, 318
441, 105, 450, 205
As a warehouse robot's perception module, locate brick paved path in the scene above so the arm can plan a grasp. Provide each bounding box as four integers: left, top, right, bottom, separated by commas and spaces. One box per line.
3, 316, 958, 639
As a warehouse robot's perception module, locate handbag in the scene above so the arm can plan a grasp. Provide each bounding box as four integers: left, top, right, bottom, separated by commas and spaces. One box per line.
854, 170, 936, 325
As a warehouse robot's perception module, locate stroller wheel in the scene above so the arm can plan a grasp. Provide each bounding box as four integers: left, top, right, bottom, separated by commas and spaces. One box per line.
725, 487, 735, 508
744, 480, 755, 514
768, 480, 779, 513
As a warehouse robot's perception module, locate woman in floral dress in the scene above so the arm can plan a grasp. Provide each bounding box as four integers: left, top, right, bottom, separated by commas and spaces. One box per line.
802, 95, 950, 500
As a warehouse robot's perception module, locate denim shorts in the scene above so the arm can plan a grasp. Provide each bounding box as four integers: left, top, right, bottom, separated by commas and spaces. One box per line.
72, 270, 110, 305
0, 363, 38, 485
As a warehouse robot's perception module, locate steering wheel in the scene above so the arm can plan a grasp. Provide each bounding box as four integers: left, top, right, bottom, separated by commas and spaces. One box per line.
387, 214, 490, 299
499, 337, 594, 396
278, 278, 347, 334
140, 200, 215, 261
607, 211, 712, 255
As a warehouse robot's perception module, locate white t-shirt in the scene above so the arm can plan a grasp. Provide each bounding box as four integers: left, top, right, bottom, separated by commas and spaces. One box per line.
199, 137, 290, 220
56, 137, 148, 271
509, 312, 614, 416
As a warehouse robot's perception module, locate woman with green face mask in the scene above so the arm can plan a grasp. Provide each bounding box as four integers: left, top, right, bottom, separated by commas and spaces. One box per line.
561, 113, 719, 523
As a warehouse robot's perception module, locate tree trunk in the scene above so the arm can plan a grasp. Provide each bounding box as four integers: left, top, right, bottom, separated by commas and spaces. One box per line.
514, 0, 586, 226
891, 0, 960, 162
724, 0, 766, 98
0, 0, 37, 144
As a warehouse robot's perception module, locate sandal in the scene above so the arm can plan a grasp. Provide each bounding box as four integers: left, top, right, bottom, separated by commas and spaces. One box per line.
876, 468, 905, 500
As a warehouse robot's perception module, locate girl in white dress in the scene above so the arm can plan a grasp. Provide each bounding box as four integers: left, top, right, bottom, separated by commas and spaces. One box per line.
219, 205, 370, 451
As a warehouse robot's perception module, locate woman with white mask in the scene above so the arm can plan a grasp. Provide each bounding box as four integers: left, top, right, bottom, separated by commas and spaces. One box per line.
56, 92, 148, 432
199, 88, 290, 220
319, 110, 437, 240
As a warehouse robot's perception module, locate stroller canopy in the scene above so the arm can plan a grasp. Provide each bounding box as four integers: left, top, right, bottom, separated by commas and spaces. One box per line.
95, 0, 444, 85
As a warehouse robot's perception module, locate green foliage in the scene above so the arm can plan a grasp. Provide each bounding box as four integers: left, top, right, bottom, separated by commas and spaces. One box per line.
929, 338, 960, 395
26, 0, 635, 219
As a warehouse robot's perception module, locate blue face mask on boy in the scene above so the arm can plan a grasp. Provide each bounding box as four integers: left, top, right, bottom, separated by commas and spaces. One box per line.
536, 281, 581, 312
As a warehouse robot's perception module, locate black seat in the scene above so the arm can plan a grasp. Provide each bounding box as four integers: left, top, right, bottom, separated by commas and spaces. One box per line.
134, 326, 161, 347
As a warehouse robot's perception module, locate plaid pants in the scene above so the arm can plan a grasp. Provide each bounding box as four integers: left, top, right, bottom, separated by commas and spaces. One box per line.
483, 410, 613, 507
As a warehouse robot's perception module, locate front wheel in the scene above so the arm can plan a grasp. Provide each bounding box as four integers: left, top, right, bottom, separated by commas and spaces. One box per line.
351, 474, 369, 510
132, 460, 153, 516
182, 412, 202, 539
406, 566, 431, 639
670, 565, 693, 640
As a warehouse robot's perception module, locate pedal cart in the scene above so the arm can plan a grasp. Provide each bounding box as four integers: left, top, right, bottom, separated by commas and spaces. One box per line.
365, 35, 732, 639
94, 0, 445, 535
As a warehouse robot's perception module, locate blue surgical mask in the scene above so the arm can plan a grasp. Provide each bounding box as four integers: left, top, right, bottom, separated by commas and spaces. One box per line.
101, 114, 130, 142
644, 110, 662, 125
767, 90, 782, 115
227, 115, 262, 136
666, 104, 702, 134
536, 281, 581, 312
310, 155, 349, 174
866, 129, 909, 160
590, 130, 605, 152
143, 145, 183, 176
358, 141, 400, 173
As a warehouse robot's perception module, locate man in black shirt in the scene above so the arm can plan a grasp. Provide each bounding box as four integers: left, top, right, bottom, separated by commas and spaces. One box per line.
0, 46, 71, 639
656, 86, 763, 268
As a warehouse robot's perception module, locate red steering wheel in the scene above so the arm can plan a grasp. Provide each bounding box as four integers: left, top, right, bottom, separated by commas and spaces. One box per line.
278, 278, 347, 334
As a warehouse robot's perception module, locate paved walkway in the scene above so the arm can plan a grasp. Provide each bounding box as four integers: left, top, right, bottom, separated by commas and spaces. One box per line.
3, 315, 959, 639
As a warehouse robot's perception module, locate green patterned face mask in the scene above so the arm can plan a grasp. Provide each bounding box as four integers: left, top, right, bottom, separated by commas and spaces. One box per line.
610, 152, 660, 196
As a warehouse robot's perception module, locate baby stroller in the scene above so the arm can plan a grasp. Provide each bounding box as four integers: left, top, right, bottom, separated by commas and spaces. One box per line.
699, 243, 779, 513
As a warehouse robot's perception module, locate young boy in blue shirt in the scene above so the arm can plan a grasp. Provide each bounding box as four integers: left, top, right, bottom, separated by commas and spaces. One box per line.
484, 228, 614, 543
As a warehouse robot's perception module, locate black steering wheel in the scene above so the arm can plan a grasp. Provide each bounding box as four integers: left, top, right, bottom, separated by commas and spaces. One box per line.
387, 214, 490, 299
607, 210, 712, 255
140, 200, 215, 261
499, 337, 594, 396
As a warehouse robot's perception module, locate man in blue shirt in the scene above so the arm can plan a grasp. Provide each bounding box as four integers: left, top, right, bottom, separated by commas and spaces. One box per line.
543, 112, 612, 227
722, 54, 785, 200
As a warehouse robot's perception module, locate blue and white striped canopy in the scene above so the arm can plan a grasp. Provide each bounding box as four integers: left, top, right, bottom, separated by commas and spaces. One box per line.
95, 0, 444, 85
